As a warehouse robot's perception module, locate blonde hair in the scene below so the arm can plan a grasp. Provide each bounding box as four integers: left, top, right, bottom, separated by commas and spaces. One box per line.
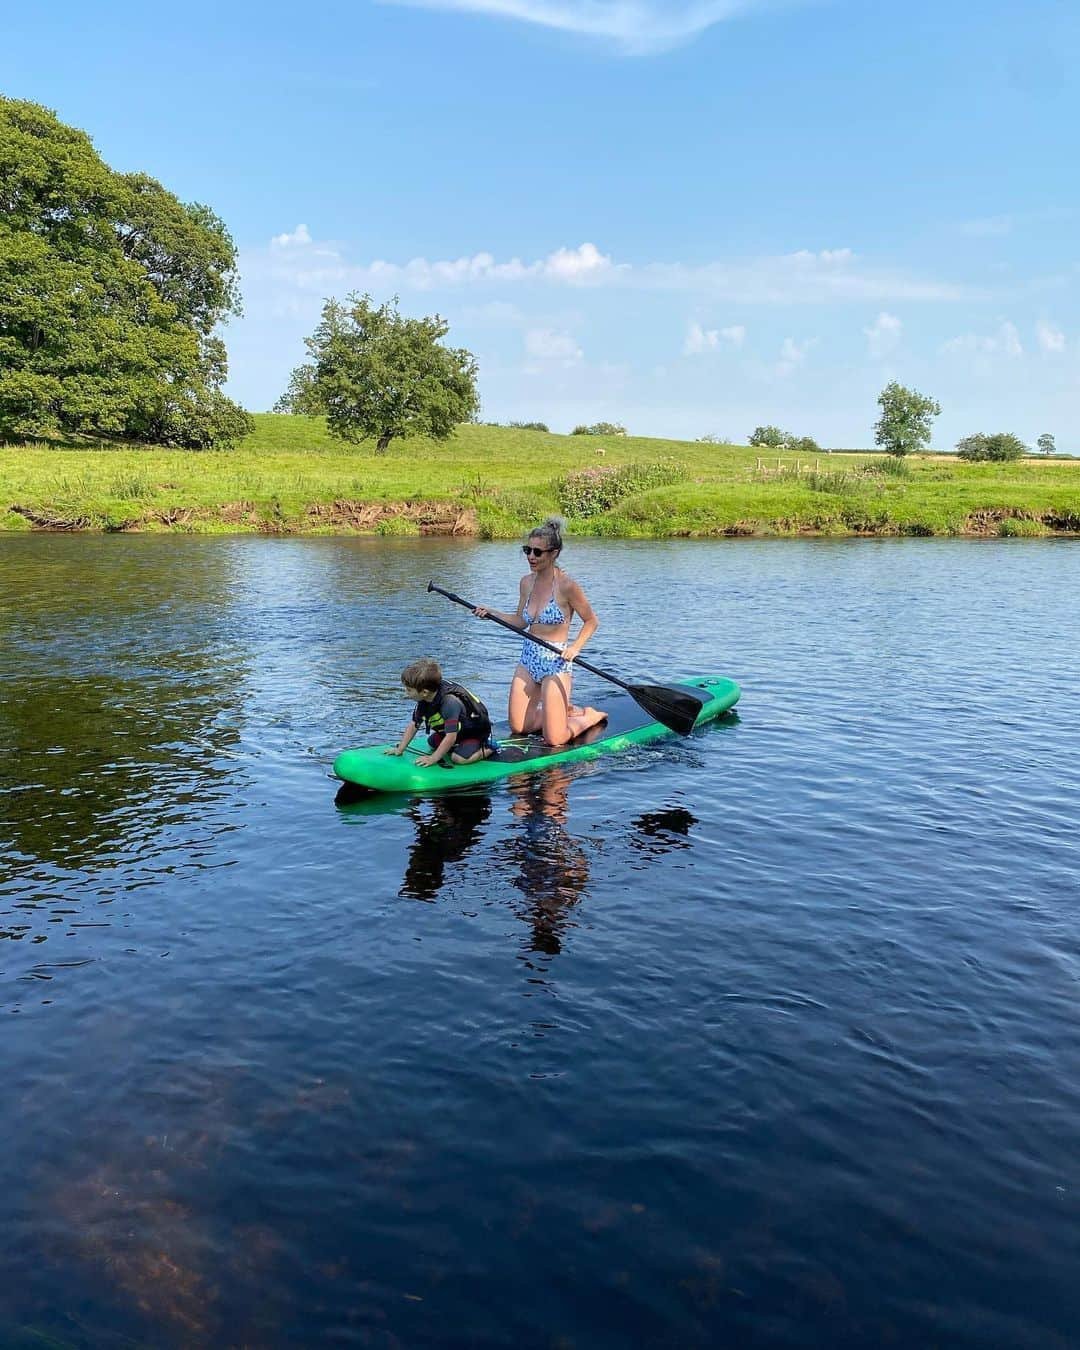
528, 514, 566, 555
401, 658, 441, 693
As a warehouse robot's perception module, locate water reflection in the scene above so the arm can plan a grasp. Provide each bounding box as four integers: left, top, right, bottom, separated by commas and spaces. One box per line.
0, 540, 249, 875
399, 792, 494, 901
629, 804, 697, 860
501, 768, 591, 957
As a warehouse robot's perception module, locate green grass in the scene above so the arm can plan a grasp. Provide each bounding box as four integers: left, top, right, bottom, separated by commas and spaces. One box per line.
2, 415, 1079, 537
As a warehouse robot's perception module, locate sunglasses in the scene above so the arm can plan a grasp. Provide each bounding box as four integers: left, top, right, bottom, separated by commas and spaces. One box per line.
521, 545, 554, 557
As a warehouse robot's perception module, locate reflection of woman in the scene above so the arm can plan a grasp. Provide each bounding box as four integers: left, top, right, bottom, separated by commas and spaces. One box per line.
473, 516, 607, 746
505, 768, 590, 956
400, 793, 493, 902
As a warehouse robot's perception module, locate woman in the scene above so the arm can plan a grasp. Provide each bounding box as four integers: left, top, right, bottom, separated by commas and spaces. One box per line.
474, 516, 607, 746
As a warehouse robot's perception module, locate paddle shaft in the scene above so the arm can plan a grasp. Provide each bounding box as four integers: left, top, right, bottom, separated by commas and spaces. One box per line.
427, 582, 635, 694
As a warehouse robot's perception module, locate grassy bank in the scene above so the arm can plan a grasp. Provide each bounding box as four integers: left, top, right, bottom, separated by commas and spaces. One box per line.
3, 415, 1080, 538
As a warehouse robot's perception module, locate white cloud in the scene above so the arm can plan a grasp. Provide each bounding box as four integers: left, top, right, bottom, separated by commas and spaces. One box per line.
525, 327, 583, 363
684, 321, 745, 354
1036, 320, 1066, 353
942, 320, 1023, 358
271, 223, 313, 248
244, 231, 971, 306
777, 336, 818, 377
378, 0, 760, 54
864, 311, 902, 358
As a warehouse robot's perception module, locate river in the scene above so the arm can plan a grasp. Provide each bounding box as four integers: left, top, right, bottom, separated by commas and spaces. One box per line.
2, 535, 1078, 1348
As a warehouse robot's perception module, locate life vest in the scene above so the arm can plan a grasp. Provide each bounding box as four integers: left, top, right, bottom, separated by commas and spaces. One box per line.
418, 681, 491, 738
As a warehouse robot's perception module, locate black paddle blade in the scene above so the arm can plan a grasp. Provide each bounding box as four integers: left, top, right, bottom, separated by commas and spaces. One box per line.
630, 683, 709, 736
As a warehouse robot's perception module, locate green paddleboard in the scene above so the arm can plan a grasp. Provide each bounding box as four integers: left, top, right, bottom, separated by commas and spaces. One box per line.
333, 676, 740, 794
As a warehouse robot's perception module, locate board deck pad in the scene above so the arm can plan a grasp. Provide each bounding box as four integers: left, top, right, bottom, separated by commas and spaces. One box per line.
333, 676, 740, 795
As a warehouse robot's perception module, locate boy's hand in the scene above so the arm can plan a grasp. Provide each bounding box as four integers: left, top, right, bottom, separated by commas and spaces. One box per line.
383, 746, 404, 756
415, 753, 443, 768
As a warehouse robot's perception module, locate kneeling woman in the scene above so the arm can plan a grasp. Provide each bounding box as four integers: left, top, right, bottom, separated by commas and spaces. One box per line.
474, 516, 607, 746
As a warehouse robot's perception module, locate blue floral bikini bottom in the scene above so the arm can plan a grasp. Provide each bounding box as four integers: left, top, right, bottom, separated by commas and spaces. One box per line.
519, 638, 570, 683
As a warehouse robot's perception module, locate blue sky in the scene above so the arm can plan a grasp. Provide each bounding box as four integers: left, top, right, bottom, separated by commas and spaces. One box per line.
4, 0, 1079, 445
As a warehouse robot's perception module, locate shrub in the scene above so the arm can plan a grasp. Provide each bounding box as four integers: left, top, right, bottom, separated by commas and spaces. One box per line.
788, 435, 821, 455
571, 421, 627, 436
555, 460, 687, 518
862, 455, 911, 478
957, 432, 1026, 462
508, 420, 549, 432
749, 425, 790, 449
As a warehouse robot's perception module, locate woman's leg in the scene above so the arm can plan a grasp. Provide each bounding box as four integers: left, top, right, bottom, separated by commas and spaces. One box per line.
509, 664, 543, 734
540, 671, 607, 746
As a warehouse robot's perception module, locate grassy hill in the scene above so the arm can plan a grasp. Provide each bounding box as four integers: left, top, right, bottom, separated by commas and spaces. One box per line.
2, 415, 1079, 537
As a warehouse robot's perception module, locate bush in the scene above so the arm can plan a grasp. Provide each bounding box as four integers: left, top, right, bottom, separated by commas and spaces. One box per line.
788, 435, 821, 455
749, 425, 790, 449
555, 460, 687, 518
862, 455, 911, 478
571, 421, 627, 437
957, 432, 1026, 462
508, 421, 549, 432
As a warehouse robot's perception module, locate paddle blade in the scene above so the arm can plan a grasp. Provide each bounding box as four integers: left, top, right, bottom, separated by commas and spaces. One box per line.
630, 683, 709, 736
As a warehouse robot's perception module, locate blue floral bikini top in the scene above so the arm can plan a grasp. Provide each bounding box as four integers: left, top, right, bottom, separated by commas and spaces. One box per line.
523, 578, 566, 627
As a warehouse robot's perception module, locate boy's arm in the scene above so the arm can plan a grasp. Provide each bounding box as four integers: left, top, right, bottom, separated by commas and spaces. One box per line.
416, 729, 457, 767
384, 719, 420, 756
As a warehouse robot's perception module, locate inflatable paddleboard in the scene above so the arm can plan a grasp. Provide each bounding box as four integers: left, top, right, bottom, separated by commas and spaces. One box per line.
333, 676, 739, 794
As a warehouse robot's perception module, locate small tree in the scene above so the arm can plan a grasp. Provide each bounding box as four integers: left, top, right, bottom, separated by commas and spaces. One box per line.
277, 294, 479, 453
874, 381, 941, 457
749, 425, 790, 449
1037, 432, 1056, 456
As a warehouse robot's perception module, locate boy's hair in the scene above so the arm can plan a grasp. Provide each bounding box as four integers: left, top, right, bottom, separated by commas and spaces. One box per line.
401, 658, 442, 693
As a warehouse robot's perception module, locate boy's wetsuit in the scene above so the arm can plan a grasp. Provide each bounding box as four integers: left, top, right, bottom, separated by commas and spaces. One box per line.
413, 681, 494, 759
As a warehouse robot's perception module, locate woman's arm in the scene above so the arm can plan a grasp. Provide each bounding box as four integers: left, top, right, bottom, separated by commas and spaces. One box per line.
473, 577, 528, 629
563, 578, 599, 662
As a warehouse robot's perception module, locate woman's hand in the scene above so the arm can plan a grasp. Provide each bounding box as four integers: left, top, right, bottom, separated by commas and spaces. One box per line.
473, 606, 490, 619
383, 746, 403, 756
415, 753, 438, 768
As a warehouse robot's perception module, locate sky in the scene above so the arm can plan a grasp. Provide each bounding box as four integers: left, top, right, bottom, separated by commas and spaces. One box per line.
4, 0, 1080, 446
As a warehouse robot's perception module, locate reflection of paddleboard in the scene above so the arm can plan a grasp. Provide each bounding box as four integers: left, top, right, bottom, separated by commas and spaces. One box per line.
332, 676, 740, 795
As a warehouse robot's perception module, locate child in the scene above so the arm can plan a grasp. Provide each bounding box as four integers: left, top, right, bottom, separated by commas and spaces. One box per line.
384, 658, 496, 768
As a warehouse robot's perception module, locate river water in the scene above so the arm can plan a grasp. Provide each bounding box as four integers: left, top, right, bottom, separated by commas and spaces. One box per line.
1, 535, 1078, 1348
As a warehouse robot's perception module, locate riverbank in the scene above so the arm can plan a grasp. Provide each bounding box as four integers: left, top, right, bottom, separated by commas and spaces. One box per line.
3, 415, 1079, 537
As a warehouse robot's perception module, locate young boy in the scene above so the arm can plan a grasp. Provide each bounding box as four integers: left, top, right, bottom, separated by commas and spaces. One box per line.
384, 659, 496, 768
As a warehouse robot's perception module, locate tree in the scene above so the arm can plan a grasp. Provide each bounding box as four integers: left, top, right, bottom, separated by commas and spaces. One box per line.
571, 421, 627, 437
956, 433, 990, 462
789, 435, 821, 455
0, 97, 251, 447
508, 420, 549, 432
749, 425, 790, 449
1038, 433, 1056, 456
277, 294, 478, 454
957, 432, 1026, 462
874, 381, 941, 457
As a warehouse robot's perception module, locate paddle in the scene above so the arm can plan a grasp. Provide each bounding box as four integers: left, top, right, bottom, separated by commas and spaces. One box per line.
427, 581, 707, 736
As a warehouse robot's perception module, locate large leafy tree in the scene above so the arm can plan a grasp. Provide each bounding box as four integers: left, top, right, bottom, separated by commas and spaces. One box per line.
277, 294, 479, 453
0, 97, 252, 447
874, 381, 941, 457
